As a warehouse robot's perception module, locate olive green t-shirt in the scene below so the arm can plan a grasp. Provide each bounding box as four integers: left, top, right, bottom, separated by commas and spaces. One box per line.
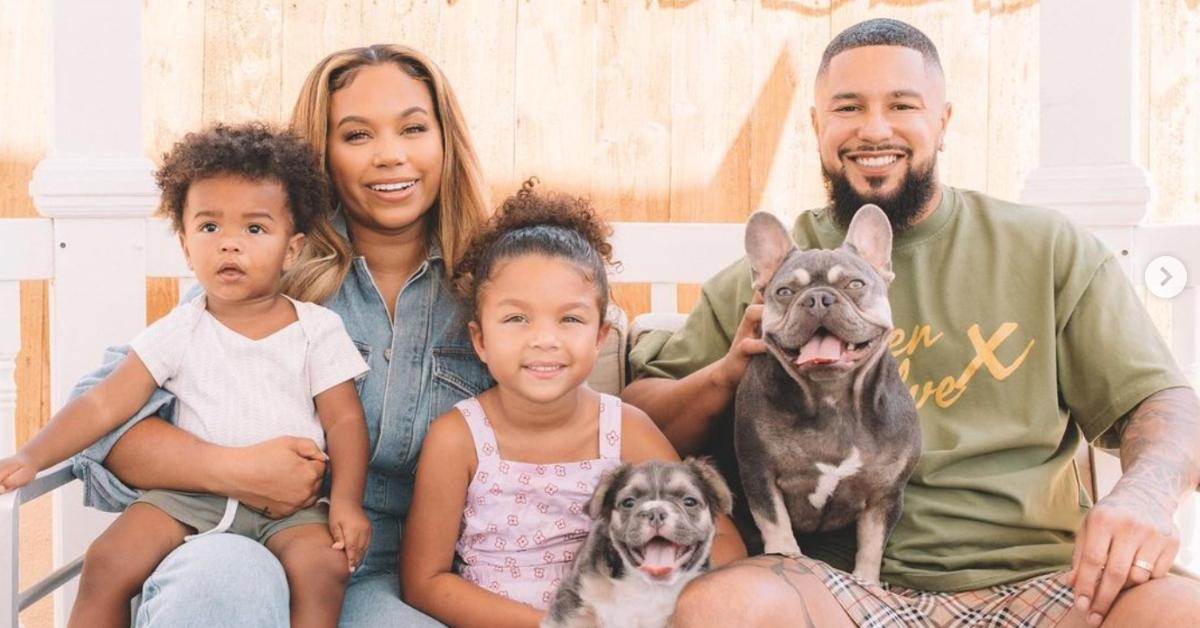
629, 186, 1188, 592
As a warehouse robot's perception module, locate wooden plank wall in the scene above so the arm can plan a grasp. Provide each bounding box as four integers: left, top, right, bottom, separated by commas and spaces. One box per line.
0, 2, 54, 627
1, 2, 1198, 624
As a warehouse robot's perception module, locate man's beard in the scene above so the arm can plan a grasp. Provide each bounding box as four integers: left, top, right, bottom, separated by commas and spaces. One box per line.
823, 153, 937, 232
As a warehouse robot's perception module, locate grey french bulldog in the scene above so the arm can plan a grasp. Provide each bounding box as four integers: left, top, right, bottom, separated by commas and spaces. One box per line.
734, 204, 921, 583
541, 459, 732, 628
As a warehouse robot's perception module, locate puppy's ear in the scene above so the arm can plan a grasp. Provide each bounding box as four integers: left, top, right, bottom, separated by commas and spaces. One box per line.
685, 457, 734, 516
842, 204, 895, 283
745, 212, 797, 291
589, 463, 631, 519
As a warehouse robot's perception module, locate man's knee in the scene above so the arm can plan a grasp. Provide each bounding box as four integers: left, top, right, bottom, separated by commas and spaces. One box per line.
136, 534, 288, 628
1104, 576, 1200, 627
673, 573, 735, 627
673, 558, 855, 628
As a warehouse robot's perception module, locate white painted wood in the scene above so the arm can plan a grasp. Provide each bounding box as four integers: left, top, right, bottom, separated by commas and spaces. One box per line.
1021, 0, 1150, 248
47, 219, 135, 621
0, 219, 53, 281
1, 481, 16, 628
609, 222, 744, 284
30, 3, 155, 623
29, 158, 158, 218
0, 281, 18, 459
1134, 224, 1200, 382
649, 284, 678, 314
146, 217, 191, 278
47, 0, 142, 158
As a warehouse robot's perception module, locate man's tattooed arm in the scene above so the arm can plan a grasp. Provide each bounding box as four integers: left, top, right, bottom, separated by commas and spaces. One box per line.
1108, 387, 1200, 509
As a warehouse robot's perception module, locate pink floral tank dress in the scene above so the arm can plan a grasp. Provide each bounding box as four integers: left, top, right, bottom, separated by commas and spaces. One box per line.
453, 393, 623, 609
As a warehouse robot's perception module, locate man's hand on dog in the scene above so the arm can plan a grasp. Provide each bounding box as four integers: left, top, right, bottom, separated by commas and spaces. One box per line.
715, 292, 766, 389
1068, 486, 1180, 626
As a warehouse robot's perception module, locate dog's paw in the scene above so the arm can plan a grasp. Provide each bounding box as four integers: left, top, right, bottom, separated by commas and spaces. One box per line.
762, 542, 804, 560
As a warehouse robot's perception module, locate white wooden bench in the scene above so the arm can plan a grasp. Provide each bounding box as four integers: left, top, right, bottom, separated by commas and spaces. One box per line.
2, 216, 1199, 625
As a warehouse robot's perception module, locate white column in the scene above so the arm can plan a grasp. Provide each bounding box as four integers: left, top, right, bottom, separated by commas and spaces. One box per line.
27, 1, 157, 623
1020, 0, 1149, 270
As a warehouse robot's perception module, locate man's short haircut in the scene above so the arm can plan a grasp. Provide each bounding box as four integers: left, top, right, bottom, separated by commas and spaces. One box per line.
817, 18, 943, 77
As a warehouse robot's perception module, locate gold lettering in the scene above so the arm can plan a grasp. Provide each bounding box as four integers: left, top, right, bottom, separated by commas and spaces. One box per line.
957, 323, 1036, 387
896, 357, 911, 381
892, 322, 1035, 411
915, 380, 942, 409
905, 325, 944, 356
933, 376, 965, 408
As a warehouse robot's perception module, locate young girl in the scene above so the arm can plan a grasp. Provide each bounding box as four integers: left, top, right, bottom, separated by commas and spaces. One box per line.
0, 123, 371, 628
400, 181, 746, 627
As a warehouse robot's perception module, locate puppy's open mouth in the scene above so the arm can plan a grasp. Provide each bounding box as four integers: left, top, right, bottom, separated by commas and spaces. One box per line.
786, 329, 875, 368
631, 537, 698, 579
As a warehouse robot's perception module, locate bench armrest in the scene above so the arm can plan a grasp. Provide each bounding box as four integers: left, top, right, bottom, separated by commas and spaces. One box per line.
1, 463, 85, 626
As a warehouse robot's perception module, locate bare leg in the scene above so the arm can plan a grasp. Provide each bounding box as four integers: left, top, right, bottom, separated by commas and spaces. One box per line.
1054, 575, 1200, 628
672, 555, 855, 628
266, 523, 351, 628
68, 503, 189, 628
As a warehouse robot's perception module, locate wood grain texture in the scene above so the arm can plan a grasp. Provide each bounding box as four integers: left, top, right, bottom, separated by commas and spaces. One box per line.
0, 0, 48, 221
2, 5, 52, 624
986, 0, 1039, 202
750, 2, 829, 223
361, 0, 441, 58
143, 0, 206, 161
611, 283, 651, 322
203, 0, 285, 124
593, 0, 672, 223
439, 0, 518, 206
513, 0, 597, 194
282, 0, 364, 120
1143, 0, 1200, 223
668, 0, 754, 223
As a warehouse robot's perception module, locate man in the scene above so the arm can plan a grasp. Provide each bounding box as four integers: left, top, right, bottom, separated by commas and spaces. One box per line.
623, 18, 1200, 627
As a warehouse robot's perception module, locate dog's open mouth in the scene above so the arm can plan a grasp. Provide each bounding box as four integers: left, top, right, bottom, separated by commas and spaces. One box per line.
631, 537, 698, 579
788, 329, 875, 368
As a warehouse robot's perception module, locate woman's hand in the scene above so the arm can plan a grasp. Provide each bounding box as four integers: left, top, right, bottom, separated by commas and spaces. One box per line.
220, 436, 327, 518
329, 498, 372, 573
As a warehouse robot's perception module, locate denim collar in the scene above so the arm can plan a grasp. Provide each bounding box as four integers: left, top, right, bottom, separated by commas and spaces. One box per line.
331, 209, 444, 264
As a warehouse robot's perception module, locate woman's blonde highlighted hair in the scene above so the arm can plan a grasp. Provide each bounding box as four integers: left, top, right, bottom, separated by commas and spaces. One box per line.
285, 44, 489, 303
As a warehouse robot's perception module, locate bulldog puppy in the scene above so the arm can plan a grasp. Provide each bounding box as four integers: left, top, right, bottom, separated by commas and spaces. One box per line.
735, 205, 921, 583
541, 458, 733, 628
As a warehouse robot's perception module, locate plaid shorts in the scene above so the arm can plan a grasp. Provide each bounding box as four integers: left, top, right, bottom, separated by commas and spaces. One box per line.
806, 558, 1076, 627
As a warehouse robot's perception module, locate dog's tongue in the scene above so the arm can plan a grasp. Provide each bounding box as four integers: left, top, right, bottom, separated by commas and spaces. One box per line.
640, 539, 678, 577
795, 334, 844, 366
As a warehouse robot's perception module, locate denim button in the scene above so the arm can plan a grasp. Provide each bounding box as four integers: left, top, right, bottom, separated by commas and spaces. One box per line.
383, 348, 392, 362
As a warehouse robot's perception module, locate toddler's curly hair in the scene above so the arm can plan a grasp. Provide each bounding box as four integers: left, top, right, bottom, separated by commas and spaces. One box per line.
453, 178, 616, 321
155, 122, 328, 235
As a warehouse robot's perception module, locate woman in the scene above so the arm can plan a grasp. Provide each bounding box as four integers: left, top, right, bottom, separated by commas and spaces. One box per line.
73, 45, 492, 626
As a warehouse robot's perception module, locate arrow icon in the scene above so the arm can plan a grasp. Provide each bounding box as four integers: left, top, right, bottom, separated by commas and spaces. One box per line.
1145, 256, 1187, 299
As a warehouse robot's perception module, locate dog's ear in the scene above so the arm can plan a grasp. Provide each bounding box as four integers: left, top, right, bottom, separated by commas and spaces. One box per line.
841, 204, 895, 283
745, 212, 797, 291
684, 457, 734, 516
588, 463, 631, 519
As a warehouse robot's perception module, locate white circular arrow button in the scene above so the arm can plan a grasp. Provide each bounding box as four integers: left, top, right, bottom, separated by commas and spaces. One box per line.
1144, 255, 1187, 299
